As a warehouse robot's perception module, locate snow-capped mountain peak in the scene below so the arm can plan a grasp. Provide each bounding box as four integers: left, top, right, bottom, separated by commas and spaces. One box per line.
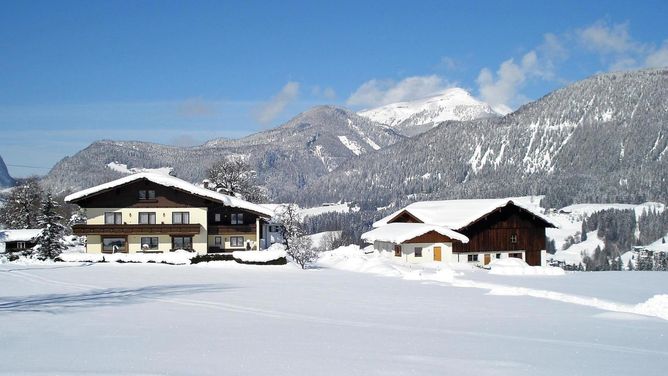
358, 88, 500, 136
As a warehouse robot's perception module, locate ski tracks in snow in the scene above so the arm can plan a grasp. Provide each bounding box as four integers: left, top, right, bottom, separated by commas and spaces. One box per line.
1, 265, 668, 357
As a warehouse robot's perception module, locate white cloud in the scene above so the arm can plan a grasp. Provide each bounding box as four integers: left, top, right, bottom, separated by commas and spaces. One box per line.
577, 21, 638, 54
645, 41, 668, 68
311, 85, 337, 100
254, 81, 300, 124
347, 75, 449, 108
575, 20, 668, 71
476, 50, 546, 114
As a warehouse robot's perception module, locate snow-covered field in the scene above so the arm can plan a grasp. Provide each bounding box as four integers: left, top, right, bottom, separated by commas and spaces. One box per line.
1, 249, 667, 375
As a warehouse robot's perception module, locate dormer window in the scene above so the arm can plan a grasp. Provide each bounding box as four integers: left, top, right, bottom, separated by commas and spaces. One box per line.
139, 190, 156, 200
231, 213, 244, 225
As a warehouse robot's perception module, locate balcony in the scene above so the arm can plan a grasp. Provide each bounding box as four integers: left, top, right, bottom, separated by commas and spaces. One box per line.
208, 224, 257, 235
72, 224, 201, 236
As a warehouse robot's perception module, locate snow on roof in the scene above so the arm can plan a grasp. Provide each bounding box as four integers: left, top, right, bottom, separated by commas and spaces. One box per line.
64, 172, 274, 217
0, 229, 42, 242
361, 223, 468, 244
373, 198, 557, 229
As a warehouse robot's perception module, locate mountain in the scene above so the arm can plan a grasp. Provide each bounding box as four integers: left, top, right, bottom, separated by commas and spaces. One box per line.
358, 88, 500, 136
41, 106, 403, 202
303, 68, 668, 209
0, 155, 15, 188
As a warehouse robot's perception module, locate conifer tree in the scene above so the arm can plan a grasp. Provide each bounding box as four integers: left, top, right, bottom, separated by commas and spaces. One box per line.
35, 192, 66, 260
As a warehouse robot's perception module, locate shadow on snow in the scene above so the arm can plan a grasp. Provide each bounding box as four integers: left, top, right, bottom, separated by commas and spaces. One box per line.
0, 284, 230, 313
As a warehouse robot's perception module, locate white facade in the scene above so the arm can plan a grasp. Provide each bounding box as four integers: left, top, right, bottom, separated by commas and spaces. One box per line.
375, 240, 535, 266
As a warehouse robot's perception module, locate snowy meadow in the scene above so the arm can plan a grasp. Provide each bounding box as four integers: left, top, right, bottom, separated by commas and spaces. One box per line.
1, 248, 667, 376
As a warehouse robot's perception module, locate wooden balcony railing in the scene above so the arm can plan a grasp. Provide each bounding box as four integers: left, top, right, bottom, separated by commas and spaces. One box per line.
72, 224, 201, 236
208, 224, 257, 235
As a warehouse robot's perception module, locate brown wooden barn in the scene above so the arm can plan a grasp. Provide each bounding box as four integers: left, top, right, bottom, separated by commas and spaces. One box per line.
363, 199, 557, 266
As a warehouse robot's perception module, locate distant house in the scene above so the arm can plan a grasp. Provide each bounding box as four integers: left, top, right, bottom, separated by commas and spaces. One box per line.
0, 229, 42, 253
65, 173, 275, 255
362, 199, 557, 266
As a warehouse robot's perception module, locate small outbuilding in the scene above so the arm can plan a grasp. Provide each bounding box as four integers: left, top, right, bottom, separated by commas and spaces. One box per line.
363, 198, 557, 266
0, 229, 42, 253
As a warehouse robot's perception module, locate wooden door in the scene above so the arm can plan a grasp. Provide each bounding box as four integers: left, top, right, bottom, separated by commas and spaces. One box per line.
484, 254, 491, 265
433, 246, 442, 261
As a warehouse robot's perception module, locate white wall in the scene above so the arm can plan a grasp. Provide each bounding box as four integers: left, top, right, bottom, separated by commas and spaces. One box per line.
374, 241, 453, 264
85, 207, 208, 255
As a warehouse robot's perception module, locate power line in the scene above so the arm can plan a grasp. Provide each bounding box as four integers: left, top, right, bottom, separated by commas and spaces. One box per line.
6, 164, 51, 170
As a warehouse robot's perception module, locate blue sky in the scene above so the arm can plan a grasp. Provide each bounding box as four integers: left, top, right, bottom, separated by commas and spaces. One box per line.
1, 0, 668, 177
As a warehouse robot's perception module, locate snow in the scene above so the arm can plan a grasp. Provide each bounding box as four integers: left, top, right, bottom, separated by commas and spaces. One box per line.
299, 202, 357, 217
64, 172, 274, 217
551, 230, 605, 265
488, 258, 566, 276
107, 162, 173, 176
0, 229, 42, 243
337, 135, 364, 156
233, 244, 286, 262
559, 202, 665, 221
358, 87, 499, 127
1, 251, 668, 375
374, 197, 557, 230
308, 231, 341, 248
641, 233, 668, 252
361, 223, 469, 244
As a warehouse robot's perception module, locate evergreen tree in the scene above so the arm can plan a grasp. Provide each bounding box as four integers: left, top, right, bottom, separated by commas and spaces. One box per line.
0, 177, 43, 229
35, 193, 66, 260
627, 259, 634, 271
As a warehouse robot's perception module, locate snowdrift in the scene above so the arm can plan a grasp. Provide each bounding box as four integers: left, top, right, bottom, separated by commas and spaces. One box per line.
488, 258, 565, 276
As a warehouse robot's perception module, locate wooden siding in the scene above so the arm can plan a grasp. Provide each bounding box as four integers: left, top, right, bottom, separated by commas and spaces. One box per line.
207, 205, 260, 226
387, 210, 423, 224
72, 224, 201, 236
403, 231, 454, 244
73, 179, 211, 208
208, 224, 257, 235
453, 205, 547, 266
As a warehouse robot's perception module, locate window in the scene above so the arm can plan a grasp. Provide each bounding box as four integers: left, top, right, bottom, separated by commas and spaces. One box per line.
496, 253, 502, 259
394, 245, 401, 257
138, 212, 156, 224
214, 236, 222, 246
231, 213, 244, 225
103, 237, 126, 253
467, 254, 479, 262
214, 213, 221, 222
139, 190, 156, 200
172, 236, 192, 250
16, 242, 26, 249
230, 236, 244, 247
172, 212, 190, 224
509, 252, 523, 259
414, 247, 422, 257
104, 212, 122, 224
269, 225, 281, 233
140, 237, 159, 250
510, 234, 518, 244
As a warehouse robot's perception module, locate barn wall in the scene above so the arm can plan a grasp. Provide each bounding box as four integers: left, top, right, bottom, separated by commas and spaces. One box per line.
453, 205, 548, 266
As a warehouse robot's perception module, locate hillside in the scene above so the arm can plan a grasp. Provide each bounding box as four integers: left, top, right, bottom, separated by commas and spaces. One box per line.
0, 156, 15, 188
41, 106, 403, 201
304, 68, 668, 208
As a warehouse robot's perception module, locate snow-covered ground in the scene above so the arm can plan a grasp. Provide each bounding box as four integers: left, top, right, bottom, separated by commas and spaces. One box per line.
1, 247, 667, 375
106, 161, 173, 175
546, 202, 666, 266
